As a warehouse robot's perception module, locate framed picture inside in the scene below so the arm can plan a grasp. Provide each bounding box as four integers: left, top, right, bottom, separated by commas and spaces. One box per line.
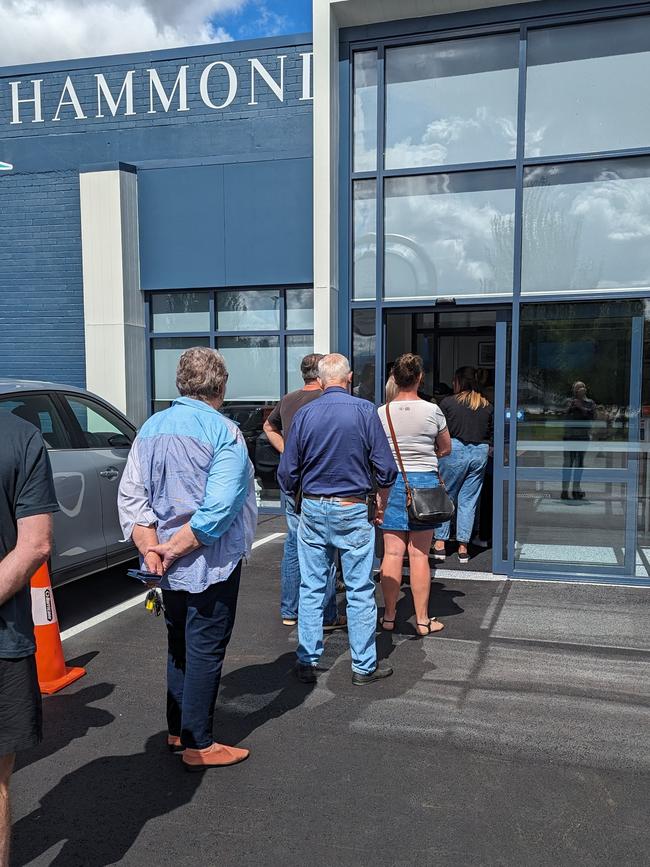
478, 341, 495, 367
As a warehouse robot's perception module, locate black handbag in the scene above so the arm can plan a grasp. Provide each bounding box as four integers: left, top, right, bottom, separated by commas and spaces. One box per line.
385, 402, 455, 527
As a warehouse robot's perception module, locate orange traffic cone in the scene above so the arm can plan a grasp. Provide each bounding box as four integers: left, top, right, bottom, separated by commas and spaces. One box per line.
30, 563, 86, 694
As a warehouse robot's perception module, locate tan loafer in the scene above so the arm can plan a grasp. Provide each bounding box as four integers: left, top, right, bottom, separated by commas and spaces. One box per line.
182, 742, 250, 771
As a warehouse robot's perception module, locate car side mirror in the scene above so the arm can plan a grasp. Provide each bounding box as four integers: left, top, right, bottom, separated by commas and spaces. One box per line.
107, 433, 132, 449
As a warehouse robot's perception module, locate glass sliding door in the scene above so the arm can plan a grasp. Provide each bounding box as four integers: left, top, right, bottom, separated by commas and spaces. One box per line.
509, 300, 645, 579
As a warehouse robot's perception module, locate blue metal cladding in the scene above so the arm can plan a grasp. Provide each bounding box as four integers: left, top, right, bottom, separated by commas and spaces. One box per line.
138, 165, 226, 290
223, 158, 313, 286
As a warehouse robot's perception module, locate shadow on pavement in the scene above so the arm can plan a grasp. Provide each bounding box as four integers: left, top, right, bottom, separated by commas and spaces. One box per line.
216, 651, 317, 744
15, 682, 116, 772
12, 733, 205, 867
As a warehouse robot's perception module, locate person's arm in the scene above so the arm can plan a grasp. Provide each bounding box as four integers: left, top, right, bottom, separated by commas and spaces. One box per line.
0, 514, 53, 607
435, 427, 452, 459
366, 409, 398, 524
263, 418, 285, 454
277, 420, 302, 497
148, 430, 250, 572
117, 439, 162, 574
263, 401, 285, 454
0, 428, 58, 605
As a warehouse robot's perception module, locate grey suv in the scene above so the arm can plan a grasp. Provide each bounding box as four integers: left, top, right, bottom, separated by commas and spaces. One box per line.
0, 379, 138, 586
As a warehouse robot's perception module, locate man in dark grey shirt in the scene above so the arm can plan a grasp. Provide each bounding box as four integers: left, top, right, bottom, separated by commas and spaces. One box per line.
0, 410, 58, 867
263, 354, 343, 630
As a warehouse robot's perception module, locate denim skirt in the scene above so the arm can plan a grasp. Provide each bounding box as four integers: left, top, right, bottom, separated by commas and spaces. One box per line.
381, 470, 441, 532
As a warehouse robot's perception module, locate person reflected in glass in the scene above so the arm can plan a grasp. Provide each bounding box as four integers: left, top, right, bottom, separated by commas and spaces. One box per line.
433, 367, 493, 565
562, 380, 595, 501
378, 354, 451, 636
353, 362, 376, 401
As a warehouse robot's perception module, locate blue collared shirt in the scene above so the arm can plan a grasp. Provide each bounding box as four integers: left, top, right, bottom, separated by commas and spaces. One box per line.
118, 397, 258, 593
277, 387, 397, 498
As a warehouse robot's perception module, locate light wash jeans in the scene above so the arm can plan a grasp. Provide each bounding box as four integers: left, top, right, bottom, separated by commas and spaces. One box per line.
297, 497, 377, 675
436, 440, 489, 543
280, 495, 337, 623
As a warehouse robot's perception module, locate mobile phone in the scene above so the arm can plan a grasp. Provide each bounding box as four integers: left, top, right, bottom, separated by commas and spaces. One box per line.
127, 568, 162, 585
367, 493, 377, 523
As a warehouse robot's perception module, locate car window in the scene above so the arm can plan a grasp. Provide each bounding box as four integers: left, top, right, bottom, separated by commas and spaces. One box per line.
63, 395, 134, 449
0, 394, 70, 449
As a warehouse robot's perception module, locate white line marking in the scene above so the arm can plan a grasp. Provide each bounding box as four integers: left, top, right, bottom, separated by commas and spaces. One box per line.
252, 532, 285, 549
61, 593, 148, 641
61, 531, 286, 642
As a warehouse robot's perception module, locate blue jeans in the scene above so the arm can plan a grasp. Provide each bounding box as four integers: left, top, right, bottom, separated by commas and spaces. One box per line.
436, 440, 489, 543
162, 562, 241, 750
297, 498, 377, 675
281, 495, 338, 622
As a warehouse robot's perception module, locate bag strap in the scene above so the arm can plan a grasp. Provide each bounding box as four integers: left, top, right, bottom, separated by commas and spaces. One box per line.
385, 402, 412, 508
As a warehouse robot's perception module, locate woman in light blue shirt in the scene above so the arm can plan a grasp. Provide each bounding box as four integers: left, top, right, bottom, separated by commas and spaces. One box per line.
118, 347, 257, 770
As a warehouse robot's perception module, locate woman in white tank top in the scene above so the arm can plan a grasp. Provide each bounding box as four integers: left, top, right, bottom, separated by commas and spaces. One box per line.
377, 354, 452, 637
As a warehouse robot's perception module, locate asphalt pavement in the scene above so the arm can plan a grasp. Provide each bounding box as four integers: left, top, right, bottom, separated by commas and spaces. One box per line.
11, 517, 650, 867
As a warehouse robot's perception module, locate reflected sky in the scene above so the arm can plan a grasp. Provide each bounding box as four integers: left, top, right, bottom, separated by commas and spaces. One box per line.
353, 180, 376, 299
385, 35, 518, 169
384, 171, 515, 299
522, 160, 650, 293
353, 51, 377, 172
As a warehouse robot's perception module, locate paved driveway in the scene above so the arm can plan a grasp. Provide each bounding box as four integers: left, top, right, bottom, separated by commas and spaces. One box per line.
11, 517, 650, 866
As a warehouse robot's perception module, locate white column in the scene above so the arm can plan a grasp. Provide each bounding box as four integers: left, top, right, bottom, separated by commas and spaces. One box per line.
312, 1, 340, 354
79, 168, 148, 426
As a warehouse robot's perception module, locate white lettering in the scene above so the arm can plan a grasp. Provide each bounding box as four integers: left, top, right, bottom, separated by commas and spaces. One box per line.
10, 79, 44, 124
248, 56, 286, 106
148, 66, 189, 113
96, 71, 135, 118
52, 76, 87, 122
299, 52, 313, 101
200, 61, 238, 110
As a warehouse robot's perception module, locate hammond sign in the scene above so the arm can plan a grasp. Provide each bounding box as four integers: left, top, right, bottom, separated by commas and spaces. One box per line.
3, 51, 313, 127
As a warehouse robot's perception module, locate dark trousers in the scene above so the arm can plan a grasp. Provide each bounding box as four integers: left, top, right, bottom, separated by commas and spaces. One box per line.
162, 561, 241, 750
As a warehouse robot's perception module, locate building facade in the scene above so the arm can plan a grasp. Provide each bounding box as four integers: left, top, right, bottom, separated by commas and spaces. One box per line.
2, 0, 650, 586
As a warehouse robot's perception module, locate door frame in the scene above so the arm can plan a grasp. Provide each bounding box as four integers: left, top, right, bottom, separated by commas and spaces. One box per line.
380, 301, 512, 575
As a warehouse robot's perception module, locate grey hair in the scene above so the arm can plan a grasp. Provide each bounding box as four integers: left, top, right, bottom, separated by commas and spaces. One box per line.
176, 347, 228, 403
318, 353, 351, 386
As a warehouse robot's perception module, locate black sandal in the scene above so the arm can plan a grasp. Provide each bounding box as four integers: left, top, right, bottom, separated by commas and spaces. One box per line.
416, 619, 445, 636
380, 617, 396, 632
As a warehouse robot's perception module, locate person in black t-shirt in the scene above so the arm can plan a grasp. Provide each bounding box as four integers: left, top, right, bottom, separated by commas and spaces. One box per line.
263, 354, 344, 630
0, 410, 59, 867
433, 367, 493, 565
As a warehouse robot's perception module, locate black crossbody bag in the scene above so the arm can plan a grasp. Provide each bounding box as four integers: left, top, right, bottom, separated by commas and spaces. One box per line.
385, 402, 455, 527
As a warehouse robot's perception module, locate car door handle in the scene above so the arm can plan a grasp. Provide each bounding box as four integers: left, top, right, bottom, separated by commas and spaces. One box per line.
99, 467, 120, 481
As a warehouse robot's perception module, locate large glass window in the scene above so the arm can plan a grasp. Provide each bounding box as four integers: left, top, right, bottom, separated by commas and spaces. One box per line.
385, 33, 519, 169
216, 289, 281, 331
152, 337, 210, 413
353, 180, 377, 300
384, 170, 515, 300
286, 335, 314, 392
286, 288, 314, 330
516, 301, 636, 469
522, 158, 650, 295
151, 293, 210, 334
351, 309, 376, 401
526, 16, 650, 158
353, 50, 378, 172
515, 479, 627, 568
218, 336, 280, 401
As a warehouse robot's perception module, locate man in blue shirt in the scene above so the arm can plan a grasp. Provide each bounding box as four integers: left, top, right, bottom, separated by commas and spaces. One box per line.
278, 354, 398, 685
